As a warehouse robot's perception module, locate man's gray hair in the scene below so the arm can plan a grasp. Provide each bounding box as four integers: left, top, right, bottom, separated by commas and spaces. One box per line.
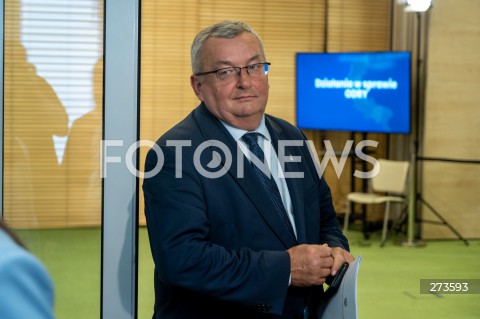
191, 20, 266, 75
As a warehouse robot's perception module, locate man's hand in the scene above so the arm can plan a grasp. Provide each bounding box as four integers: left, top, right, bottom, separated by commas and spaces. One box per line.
331, 247, 355, 276
287, 244, 334, 287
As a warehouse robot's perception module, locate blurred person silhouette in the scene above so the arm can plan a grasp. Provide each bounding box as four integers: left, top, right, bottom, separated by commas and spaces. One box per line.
62, 57, 103, 225
3, 40, 68, 226
0, 220, 55, 319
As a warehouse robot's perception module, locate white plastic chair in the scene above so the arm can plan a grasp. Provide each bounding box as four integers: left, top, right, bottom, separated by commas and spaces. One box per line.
343, 159, 409, 246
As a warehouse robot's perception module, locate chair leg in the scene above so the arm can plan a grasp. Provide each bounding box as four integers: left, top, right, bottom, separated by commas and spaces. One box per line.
380, 201, 391, 247
343, 200, 351, 233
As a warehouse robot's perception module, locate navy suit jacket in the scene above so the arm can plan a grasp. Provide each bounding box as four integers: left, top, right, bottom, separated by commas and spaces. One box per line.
143, 103, 349, 319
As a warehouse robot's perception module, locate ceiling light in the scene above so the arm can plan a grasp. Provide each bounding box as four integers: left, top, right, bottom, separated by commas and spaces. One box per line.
404, 0, 432, 12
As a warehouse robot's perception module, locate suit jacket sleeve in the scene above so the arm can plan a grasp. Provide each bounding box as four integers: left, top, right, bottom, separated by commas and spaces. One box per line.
143, 145, 291, 314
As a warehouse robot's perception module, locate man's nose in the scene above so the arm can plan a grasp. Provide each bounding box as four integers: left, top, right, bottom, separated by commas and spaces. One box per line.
236, 68, 252, 87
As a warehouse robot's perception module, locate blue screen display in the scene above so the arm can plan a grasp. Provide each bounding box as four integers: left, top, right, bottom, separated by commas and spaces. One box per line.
296, 52, 411, 134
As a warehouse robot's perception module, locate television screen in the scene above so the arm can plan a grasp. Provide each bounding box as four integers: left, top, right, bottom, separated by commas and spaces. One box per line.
296, 51, 411, 134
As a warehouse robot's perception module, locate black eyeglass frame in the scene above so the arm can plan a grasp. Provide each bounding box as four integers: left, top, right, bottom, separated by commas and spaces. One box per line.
194, 62, 271, 78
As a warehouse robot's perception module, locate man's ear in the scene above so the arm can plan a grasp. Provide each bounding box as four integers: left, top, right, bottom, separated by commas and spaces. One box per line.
190, 75, 205, 101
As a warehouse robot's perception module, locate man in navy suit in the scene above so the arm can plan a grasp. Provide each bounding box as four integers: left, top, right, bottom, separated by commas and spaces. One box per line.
143, 20, 354, 319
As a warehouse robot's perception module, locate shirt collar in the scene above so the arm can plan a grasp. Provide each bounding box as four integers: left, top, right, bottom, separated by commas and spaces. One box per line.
221, 115, 271, 142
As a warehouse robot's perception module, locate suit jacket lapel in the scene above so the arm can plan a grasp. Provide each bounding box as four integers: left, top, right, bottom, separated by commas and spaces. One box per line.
194, 104, 301, 248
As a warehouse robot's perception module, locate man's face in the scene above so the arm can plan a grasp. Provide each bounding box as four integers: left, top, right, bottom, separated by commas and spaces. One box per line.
190, 32, 269, 131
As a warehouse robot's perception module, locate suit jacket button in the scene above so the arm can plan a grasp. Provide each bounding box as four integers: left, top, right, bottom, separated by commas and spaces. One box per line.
260, 304, 271, 312
252, 304, 272, 312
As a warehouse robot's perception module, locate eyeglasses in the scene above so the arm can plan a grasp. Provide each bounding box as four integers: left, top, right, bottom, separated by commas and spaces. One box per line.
195, 62, 271, 81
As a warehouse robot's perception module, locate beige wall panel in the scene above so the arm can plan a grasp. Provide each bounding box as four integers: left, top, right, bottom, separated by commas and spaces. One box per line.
423, 0, 480, 160
422, 0, 480, 238
421, 162, 480, 239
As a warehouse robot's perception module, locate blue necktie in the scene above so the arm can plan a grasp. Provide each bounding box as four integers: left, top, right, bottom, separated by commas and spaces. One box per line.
242, 132, 297, 247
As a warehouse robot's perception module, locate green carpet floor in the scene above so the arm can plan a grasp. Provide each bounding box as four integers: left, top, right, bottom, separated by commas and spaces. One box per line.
16, 227, 480, 319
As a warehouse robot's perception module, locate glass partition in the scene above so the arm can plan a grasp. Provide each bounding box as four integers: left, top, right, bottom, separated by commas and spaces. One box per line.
3, 1, 104, 317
